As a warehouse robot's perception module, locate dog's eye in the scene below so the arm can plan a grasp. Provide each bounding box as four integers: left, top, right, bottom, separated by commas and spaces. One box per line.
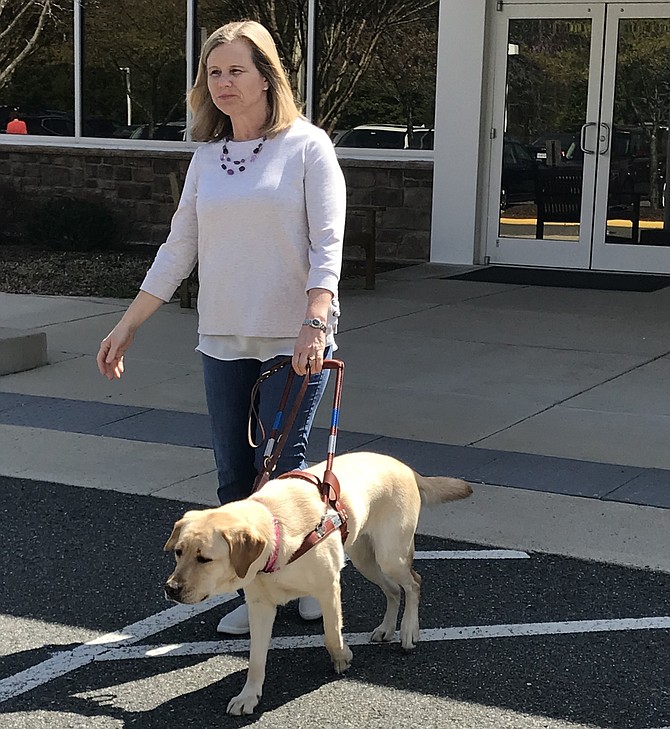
175, 549, 182, 557
196, 555, 213, 564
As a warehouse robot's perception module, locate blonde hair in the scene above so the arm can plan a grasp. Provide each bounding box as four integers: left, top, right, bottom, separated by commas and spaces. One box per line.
189, 20, 300, 142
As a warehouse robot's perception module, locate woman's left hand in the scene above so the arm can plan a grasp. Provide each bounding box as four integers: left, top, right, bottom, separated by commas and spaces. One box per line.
293, 326, 326, 375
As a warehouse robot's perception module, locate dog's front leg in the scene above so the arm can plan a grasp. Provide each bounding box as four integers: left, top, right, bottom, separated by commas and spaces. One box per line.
319, 577, 353, 674
227, 601, 277, 716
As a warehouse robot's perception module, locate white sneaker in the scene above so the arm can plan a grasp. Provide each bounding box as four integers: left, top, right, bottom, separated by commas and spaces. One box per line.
216, 603, 250, 635
298, 596, 322, 621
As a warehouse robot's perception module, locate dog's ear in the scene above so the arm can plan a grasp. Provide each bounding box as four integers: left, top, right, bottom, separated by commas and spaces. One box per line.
164, 519, 185, 551
221, 528, 266, 579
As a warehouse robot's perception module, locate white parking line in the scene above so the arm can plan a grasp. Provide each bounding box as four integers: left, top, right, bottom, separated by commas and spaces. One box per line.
0, 549, 528, 703
415, 550, 530, 560
0, 593, 236, 704
94, 615, 670, 661
0, 548, 660, 708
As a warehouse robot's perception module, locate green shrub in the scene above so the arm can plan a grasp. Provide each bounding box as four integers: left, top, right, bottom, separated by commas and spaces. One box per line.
24, 197, 123, 252
0, 183, 28, 242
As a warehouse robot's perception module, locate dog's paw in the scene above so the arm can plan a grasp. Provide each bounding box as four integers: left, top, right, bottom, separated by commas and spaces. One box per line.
331, 645, 353, 674
371, 623, 396, 643
227, 689, 261, 716
400, 623, 419, 650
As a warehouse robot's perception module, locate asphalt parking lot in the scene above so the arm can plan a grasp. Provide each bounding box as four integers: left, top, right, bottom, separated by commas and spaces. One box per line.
1, 474, 669, 729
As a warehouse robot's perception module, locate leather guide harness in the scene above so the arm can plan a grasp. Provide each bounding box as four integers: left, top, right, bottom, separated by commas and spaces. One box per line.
250, 358, 348, 569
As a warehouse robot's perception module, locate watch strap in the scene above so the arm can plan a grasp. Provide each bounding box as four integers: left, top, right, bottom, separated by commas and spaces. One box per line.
303, 317, 327, 333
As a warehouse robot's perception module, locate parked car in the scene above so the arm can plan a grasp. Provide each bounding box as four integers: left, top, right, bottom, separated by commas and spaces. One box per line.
334, 124, 434, 150
529, 126, 667, 206
22, 111, 76, 136
128, 121, 187, 141
0, 109, 125, 137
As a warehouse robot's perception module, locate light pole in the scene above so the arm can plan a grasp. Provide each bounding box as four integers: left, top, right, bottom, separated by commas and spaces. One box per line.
119, 67, 132, 126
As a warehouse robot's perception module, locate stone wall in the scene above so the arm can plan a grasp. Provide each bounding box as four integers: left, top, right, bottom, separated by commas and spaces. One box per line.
0, 144, 433, 260
341, 159, 433, 262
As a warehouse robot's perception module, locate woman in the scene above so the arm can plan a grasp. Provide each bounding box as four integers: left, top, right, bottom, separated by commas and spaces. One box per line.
97, 20, 346, 635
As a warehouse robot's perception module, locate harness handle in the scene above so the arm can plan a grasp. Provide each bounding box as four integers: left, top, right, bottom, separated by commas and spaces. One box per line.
251, 358, 345, 493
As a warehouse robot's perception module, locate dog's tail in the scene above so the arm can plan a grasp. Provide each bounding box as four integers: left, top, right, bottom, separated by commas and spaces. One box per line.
414, 472, 473, 504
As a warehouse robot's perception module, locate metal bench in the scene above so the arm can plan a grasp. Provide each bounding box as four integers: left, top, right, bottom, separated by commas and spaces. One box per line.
535, 167, 640, 242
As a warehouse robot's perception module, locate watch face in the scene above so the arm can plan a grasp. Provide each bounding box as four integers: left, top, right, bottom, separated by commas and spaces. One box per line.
304, 318, 326, 331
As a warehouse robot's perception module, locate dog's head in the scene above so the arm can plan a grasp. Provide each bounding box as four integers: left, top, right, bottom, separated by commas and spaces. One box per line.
163, 505, 268, 604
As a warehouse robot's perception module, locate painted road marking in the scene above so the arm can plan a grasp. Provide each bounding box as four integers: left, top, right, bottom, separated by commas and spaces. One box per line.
0, 549, 662, 707
415, 550, 530, 560
0, 550, 523, 704
95, 616, 670, 661
0, 592, 236, 704
3, 613, 668, 704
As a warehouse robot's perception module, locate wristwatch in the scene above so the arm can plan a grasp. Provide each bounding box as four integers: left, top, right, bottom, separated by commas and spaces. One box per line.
303, 317, 327, 333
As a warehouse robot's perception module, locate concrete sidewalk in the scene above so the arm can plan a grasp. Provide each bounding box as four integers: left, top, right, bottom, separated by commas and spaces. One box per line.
1, 264, 668, 571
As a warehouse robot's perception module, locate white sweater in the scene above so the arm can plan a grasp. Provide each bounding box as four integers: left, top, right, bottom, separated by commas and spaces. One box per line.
141, 118, 346, 339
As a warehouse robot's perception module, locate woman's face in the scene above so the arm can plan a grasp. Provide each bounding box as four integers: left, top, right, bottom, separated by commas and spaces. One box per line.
206, 39, 269, 120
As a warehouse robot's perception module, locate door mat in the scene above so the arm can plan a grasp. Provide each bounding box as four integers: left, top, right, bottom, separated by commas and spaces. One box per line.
445, 267, 670, 292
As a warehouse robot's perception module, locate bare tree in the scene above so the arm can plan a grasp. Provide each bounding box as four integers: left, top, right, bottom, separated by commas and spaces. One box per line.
376, 18, 438, 139
84, 0, 187, 129
615, 25, 670, 209
218, 0, 437, 132
0, 0, 65, 90
207, 0, 307, 95
315, 0, 437, 132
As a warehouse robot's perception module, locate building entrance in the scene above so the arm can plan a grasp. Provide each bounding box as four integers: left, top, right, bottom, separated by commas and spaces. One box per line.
487, 3, 670, 273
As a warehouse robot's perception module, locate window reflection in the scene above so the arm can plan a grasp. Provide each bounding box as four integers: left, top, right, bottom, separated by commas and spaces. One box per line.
0, 2, 75, 138
499, 19, 592, 241
609, 19, 670, 245
196, 2, 307, 105
83, 0, 187, 139
1, 0, 439, 149
321, 0, 438, 148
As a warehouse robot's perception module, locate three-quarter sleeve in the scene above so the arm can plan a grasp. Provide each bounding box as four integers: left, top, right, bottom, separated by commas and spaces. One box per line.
140, 150, 200, 303
303, 130, 346, 296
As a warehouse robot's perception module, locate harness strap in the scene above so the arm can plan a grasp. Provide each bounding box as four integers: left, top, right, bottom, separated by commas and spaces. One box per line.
248, 358, 348, 567
286, 512, 346, 565
278, 469, 349, 562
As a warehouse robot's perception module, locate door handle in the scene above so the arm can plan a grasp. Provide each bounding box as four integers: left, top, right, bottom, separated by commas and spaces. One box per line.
580, 122, 597, 155
599, 122, 611, 154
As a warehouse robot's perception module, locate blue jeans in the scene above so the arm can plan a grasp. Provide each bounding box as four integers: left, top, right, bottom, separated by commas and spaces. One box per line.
202, 350, 331, 505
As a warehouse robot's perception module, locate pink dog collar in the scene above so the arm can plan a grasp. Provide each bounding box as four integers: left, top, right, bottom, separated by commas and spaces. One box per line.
262, 518, 281, 573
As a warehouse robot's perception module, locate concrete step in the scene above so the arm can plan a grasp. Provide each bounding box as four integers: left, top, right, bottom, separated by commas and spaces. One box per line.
0, 327, 48, 375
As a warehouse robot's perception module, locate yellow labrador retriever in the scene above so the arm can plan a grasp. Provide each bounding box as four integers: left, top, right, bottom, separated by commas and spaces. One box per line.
164, 451, 472, 715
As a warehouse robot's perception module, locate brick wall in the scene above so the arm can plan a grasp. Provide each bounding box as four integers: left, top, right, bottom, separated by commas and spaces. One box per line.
0, 144, 433, 260
341, 158, 433, 261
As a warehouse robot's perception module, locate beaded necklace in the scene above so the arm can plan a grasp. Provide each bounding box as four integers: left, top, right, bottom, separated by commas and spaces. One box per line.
220, 135, 267, 175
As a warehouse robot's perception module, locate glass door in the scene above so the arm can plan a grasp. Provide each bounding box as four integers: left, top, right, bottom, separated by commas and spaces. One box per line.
487, 5, 606, 268
487, 3, 670, 273
592, 4, 670, 272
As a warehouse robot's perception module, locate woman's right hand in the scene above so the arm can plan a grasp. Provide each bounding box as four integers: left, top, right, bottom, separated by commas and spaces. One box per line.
95, 290, 165, 380
97, 323, 135, 380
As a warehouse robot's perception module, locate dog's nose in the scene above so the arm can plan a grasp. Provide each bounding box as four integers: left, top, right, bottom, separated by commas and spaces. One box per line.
164, 580, 182, 601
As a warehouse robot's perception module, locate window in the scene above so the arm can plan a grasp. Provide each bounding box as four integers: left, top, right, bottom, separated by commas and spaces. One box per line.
0, 0, 438, 154
197, 1, 308, 106
316, 0, 438, 150
0, 1, 75, 138
83, 0, 187, 140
